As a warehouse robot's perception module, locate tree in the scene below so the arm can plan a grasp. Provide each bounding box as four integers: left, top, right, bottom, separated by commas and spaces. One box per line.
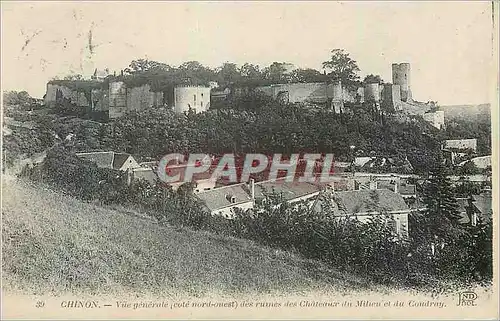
289, 68, 326, 83
125, 59, 152, 74
240, 63, 261, 78
177, 61, 214, 85
363, 74, 384, 84
63, 74, 84, 81
124, 59, 170, 74
3, 91, 32, 108
322, 49, 360, 86
216, 62, 241, 87
262, 62, 294, 84
414, 156, 461, 242
457, 160, 480, 175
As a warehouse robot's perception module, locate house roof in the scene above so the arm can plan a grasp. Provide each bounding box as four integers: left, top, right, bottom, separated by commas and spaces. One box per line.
132, 167, 158, 184
196, 183, 252, 212
472, 194, 492, 219
76, 151, 136, 170
458, 156, 492, 169
254, 179, 321, 201
399, 184, 416, 195
77, 151, 114, 168
315, 189, 410, 216
335, 162, 352, 168
455, 195, 492, 224
354, 157, 372, 167
377, 181, 416, 195
354, 156, 413, 172
113, 153, 131, 170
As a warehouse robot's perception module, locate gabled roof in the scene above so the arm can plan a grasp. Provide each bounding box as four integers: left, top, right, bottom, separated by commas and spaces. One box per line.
77, 151, 114, 168
196, 183, 252, 212
472, 194, 492, 219
399, 184, 416, 195
112, 153, 131, 170
76, 151, 135, 170
455, 194, 492, 224
377, 181, 416, 195
315, 189, 410, 216
132, 167, 158, 185
254, 179, 321, 201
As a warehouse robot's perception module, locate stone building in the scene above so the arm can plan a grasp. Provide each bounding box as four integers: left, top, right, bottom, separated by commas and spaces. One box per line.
423, 111, 445, 129
392, 63, 412, 102
173, 85, 211, 113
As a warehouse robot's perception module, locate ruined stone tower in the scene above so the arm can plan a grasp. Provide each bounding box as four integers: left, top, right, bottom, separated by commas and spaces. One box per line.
392, 63, 412, 102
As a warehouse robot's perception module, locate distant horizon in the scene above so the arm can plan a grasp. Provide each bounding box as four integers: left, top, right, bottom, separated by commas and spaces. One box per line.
2, 2, 494, 105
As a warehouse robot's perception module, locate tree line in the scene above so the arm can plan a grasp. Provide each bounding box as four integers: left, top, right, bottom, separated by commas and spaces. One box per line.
58, 49, 384, 92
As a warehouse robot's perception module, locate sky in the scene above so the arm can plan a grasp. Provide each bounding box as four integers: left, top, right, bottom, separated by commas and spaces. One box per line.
1, 1, 495, 105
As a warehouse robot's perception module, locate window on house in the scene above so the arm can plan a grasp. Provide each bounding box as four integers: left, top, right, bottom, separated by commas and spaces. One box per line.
471, 213, 477, 226
201, 93, 204, 98
226, 194, 236, 203
193, 94, 196, 102
387, 218, 400, 234
201, 101, 203, 107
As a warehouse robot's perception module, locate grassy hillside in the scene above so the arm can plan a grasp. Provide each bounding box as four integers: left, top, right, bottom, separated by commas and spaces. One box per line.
2, 178, 376, 297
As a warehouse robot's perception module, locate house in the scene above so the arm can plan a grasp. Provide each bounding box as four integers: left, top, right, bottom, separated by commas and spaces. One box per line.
456, 193, 492, 226
132, 155, 218, 192
196, 183, 254, 218
353, 156, 414, 173
377, 180, 417, 199
443, 139, 477, 152
130, 167, 158, 185
211, 87, 231, 102
196, 178, 322, 218
333, 161, 352, 173
253, 178, 321, 205
313, 189, 411, 237
75, 151, 140, 171
165, 162, 219, 193
458, 155, 491, 170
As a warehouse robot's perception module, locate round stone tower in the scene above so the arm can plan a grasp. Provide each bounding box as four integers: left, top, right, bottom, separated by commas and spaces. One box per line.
392, 63, 412, 102
174, 85, 211, 113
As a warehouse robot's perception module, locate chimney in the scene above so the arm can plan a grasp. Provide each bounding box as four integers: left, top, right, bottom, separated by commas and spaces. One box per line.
127, 168, 133, 186
250, 178, 255, 201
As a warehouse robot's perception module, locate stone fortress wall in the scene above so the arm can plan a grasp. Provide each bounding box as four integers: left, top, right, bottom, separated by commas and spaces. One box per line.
44, 81, 164, 119
44, 62, 441, 125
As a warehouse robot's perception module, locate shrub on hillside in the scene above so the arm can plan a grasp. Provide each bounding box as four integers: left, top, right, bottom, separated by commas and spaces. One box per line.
229, 192, 492, 287
23, 145, 210, 229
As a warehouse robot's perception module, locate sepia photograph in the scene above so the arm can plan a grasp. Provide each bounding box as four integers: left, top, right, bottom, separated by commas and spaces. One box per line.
1, 1, 498, 319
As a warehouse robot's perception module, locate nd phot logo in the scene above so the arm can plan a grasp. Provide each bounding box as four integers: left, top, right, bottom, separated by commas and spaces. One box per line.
457, 291, 478, 306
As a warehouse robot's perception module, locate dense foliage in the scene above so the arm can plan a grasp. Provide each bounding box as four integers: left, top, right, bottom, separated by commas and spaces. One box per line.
4, 48, 492, 290
29, 101, 439, 174
439, 118, 492, 156
23, 145, 493, 288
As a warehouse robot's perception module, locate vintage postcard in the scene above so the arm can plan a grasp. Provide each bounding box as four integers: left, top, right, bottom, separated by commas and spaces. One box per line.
1, 1, 498, 319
